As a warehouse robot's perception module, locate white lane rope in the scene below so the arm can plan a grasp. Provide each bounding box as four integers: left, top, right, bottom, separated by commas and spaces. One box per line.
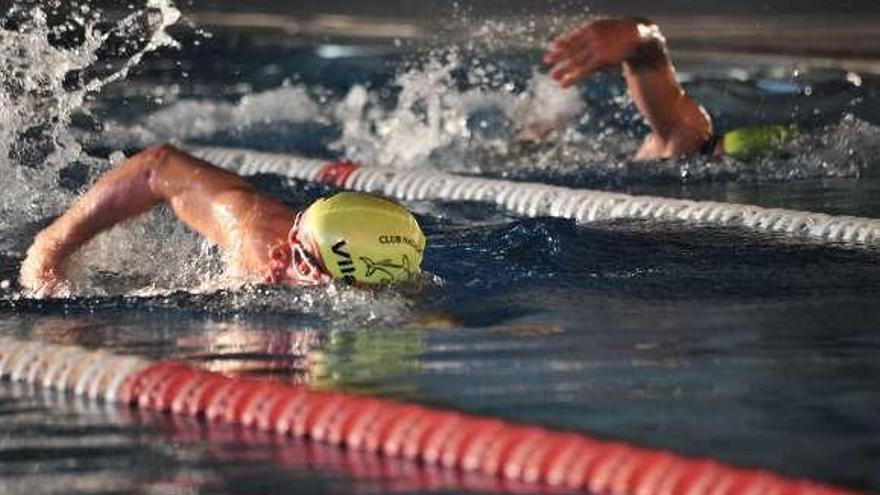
187, 145, 880, 246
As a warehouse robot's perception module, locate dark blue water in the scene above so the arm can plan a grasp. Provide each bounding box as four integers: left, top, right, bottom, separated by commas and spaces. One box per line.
2, 15, 880, 495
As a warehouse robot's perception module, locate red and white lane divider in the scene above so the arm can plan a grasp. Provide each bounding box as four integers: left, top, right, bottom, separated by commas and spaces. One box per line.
0, 336, 862, 495
187, 145, 880, 246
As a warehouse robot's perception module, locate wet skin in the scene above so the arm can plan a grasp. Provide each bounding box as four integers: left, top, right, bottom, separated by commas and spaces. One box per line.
19, 145, 297, 295
20, 18, 710, 295
543, 17, 713, 160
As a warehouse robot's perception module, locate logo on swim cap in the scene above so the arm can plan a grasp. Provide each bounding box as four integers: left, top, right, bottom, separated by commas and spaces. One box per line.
299, 192, 426, 285
331, 240, 357, 284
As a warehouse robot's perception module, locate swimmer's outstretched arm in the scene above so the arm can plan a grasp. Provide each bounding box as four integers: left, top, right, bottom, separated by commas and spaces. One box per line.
544, 17, 712, 160
19, 145, 295, 294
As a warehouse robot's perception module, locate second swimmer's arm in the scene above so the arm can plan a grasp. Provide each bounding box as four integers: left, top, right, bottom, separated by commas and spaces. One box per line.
545, 17, 712, 160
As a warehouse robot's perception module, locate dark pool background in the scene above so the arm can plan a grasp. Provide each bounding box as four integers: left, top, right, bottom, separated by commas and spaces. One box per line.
2, 1, 880, 494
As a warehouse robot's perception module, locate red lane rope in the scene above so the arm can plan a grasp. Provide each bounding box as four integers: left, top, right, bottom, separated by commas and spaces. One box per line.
316, 160, 360, 187
189, 145, 880, 246
0, 338, 862, 495
120, 361, 859, 495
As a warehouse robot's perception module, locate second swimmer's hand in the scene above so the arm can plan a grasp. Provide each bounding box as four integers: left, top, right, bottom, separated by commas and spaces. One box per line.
544, 18, 643, 88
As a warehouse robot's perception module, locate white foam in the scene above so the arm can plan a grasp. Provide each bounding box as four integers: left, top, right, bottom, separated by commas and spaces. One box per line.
138, 85, 324, 141
0, 1, 182, 231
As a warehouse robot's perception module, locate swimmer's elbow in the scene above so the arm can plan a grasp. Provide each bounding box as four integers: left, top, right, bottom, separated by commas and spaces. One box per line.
135, 144, 181, 199
139, 144, 177, 169
145, 143, 177, 154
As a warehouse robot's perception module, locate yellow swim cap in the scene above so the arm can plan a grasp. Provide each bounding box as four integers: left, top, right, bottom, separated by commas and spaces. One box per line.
299, 192, 426, 285
722, 125, 798, 159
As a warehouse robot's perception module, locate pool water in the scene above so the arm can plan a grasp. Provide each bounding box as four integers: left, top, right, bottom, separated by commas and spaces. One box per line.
1, 3, 880, 494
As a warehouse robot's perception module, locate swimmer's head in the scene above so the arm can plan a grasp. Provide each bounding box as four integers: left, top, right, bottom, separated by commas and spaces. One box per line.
722, 125, 798, 159
297, 192, 426, 285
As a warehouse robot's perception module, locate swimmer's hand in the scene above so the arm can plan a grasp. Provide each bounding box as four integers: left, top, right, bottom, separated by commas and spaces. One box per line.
544, 17, 712, 160
19, 232, 70, 297
544, 18, 645, 88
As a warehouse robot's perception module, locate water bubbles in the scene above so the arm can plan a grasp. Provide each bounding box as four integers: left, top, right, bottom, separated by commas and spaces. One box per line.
0, 0, 183, 296
0, 0, 182, 228
846, 72, 863, 87
144, 6, 167, 30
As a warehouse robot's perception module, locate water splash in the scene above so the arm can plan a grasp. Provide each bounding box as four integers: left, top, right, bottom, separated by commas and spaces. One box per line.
334, 57, 586, 170
4, 6, 880, 305
96, 84, 326, 148
88, 36, 879, 184
0, 0, 181, 231
95, 48, 588, 171
0, 1, 424, 324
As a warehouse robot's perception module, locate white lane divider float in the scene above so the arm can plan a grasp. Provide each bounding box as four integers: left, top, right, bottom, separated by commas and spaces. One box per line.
186, 145, 880, 246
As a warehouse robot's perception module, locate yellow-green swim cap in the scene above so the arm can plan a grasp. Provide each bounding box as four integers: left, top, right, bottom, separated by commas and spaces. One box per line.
299, 192, 426, 285
722, 125, 798, 159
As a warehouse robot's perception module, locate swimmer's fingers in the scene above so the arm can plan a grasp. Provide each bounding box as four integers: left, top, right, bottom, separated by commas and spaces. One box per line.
19, 271, 67, 298
548, 44, 635, 88
550, 22, 595, 53
18, 248, 69, 298
545, 27, 617, 84
552, 25, 586, 47
544, 42, 588, 66
548, 46, 608, 88
544, 28, 591, 65
545, 19, 606, 66
24, 279, 70, 299
549, 49, 597, 80
545, 38, 600, 87
545, 19, 642, 72
556, 60, 604, 88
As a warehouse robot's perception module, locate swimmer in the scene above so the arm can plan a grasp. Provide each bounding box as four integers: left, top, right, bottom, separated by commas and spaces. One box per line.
19, 145, 426, 295
541, 17, 795, 160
